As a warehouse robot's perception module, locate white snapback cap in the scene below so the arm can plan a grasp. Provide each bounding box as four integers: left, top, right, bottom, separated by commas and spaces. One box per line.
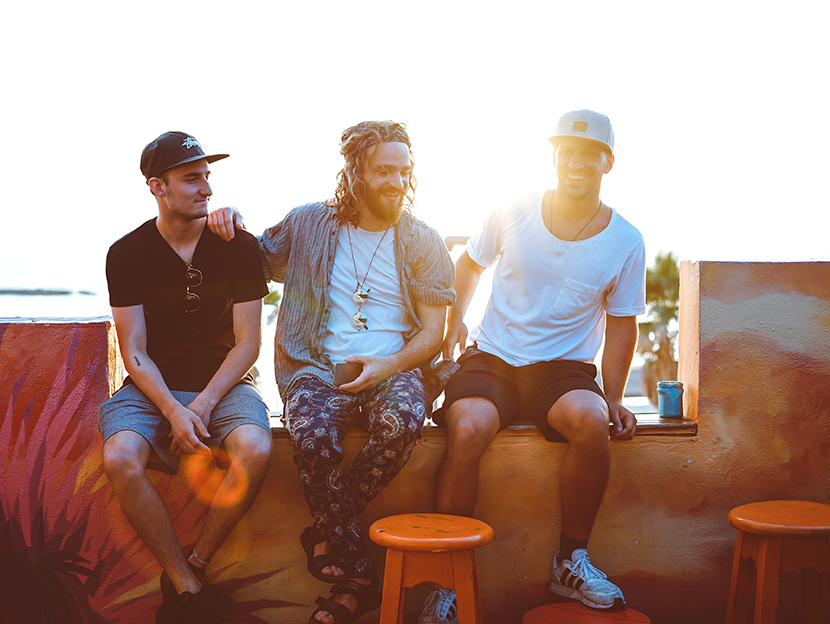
548, 109, 614, 153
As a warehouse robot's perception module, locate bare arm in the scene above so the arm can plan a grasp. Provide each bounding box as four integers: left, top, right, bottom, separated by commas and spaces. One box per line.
185, 298, 263, 424
339, 300, 447, 393
442, 251, 486, 359
602, 314, 639, 440
111, 306, 211, 454
206, 206, 245, 242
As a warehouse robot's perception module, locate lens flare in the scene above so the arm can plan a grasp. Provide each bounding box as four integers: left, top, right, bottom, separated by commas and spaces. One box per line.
179, 448, 251, 508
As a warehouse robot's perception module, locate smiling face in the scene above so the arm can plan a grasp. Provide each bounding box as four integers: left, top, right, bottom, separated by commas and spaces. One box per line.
553, 137, 614, 201
358, 141, 412, 227
151, 159, 213, 221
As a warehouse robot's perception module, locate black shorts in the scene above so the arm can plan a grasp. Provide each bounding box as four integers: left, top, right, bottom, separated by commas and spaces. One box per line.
442, 346, 606, 442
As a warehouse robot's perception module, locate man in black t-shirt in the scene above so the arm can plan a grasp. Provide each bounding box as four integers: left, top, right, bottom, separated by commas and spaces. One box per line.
99, 132, 272, 624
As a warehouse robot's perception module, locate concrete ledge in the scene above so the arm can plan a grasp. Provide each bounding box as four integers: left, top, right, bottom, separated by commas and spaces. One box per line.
16, 256, 830, 624
268, 415, 698, 438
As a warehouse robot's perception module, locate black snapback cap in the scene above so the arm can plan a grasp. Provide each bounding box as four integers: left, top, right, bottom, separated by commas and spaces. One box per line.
140, 131, 229, 180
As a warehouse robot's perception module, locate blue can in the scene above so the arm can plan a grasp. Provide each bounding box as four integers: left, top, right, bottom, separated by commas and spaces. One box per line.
657, 381, 683, 417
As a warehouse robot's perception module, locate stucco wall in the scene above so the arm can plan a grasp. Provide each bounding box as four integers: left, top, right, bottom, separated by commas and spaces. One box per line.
1, 262, 829, 623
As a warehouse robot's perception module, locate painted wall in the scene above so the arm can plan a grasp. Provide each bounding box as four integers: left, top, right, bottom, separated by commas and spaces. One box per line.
1, 261, 829, 623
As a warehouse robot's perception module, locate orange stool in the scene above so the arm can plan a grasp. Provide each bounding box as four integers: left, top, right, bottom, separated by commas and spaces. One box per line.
522, 603, 650, 623
726, 500, 830, 624
369, 513, 493, 624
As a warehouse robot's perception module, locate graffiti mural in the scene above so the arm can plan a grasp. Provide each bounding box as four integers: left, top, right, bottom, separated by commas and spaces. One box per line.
0, 321, 296, 623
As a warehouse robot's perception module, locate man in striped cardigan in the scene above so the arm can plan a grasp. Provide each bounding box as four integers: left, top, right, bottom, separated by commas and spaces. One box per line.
208, 121, 455, 624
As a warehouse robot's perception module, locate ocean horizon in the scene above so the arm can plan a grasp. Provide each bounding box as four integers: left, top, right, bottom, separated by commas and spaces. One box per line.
1, 285, 283, 414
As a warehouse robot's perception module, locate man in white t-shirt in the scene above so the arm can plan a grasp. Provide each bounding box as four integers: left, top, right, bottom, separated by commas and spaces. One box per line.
418, 110, 645, 622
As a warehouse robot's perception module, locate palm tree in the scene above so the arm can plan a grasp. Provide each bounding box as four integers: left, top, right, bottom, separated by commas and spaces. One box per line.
637, 251, 679, 406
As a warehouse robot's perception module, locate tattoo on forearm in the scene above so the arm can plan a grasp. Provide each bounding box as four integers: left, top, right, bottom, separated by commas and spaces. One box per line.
134, 356, 141, 367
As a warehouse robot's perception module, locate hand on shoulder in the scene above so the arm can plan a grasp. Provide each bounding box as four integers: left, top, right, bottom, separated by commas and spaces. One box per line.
207, 206, 245, 241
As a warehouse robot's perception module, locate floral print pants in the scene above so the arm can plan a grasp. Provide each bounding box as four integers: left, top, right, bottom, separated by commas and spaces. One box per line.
285, 371, 426, 577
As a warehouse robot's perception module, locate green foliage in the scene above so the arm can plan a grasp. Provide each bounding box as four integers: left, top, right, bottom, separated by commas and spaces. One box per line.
264, 286, 281, 307
645, 250, 679, 326
264, 284, 282, 325
638, 251, 679, 362
638, 251, 680, 402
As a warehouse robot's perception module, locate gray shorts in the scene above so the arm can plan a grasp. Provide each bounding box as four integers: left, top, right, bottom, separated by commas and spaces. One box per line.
99, 382, 271, 474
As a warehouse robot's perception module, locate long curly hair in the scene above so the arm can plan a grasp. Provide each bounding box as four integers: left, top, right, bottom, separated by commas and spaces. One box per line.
326, 120, 416, 225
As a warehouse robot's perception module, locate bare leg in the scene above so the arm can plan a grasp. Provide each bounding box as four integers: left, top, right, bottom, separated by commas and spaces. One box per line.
434, 397, 501, 516
191, 424, 272, 565
103, 431, 200, 594
546, 390, 611, 540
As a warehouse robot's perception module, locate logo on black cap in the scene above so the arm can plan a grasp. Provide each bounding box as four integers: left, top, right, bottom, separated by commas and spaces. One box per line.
140, 131, 229, 181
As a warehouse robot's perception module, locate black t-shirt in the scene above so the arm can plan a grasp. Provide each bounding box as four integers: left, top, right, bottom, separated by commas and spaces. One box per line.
106, 219, 268, 392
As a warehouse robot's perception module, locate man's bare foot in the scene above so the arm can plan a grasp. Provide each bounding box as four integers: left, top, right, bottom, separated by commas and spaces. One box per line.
301, 526, 346, 581
313, 539, 345, 578
313, 576, 374, 624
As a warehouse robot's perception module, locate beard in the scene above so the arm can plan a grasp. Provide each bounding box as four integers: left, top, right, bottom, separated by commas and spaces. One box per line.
363, 185, 405, 225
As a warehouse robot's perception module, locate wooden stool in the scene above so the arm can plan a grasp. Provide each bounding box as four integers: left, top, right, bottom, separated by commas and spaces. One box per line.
522, 603, 651, 623
725, 500, 830, 624
369, 513, 493, 624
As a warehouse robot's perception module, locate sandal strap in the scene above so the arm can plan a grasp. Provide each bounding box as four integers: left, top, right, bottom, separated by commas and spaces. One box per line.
300, 526, 325, 556
311, 590, 381, 624
329, 579, 363, 597
310, 553, 342, 571
330, 571, 378, 598
311, 596, 354, 624
301, 526, 346, 582
314, 596, 346, 611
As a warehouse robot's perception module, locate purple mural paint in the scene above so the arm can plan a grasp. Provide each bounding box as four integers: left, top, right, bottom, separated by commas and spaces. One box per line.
657, 381, 684, 417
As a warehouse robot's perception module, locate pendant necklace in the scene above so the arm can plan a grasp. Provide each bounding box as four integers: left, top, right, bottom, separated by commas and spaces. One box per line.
571, 200, 603, 241
347, 224, 390, 331
547, 193, 603, 241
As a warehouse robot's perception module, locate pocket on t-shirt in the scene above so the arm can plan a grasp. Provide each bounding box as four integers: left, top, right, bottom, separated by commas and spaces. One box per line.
551, 278, 600, 320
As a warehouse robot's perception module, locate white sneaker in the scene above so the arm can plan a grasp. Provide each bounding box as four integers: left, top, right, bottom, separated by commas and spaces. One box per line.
549, 548, 625, 610
416, 584, 458, 624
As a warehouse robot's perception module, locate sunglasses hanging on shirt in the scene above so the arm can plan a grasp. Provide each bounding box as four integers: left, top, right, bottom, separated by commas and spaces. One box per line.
185, 264, 202, 313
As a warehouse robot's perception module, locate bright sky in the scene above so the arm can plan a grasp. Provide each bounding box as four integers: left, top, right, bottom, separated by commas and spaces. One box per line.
2, 1, 830, 295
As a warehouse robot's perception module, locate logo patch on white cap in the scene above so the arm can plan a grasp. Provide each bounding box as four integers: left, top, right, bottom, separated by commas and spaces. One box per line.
182, 137, 201, 149
549, 110, 614, 152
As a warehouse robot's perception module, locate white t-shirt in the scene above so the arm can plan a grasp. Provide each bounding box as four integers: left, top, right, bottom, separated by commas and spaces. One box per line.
322, 224, 410, 360
468, 190, 646, 366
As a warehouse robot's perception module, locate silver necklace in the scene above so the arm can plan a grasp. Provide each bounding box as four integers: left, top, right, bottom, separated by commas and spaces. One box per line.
346, 224, 390, 331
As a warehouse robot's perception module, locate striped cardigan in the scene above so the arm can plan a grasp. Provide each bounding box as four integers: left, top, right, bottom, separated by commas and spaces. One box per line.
259, 201, 457, 402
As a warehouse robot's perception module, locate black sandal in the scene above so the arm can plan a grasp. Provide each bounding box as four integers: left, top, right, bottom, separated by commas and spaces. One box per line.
308, 573, 381, 624
301, 526, 345, 582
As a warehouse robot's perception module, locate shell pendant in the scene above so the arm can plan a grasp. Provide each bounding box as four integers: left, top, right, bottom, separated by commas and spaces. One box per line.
351, 311, 368, 331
